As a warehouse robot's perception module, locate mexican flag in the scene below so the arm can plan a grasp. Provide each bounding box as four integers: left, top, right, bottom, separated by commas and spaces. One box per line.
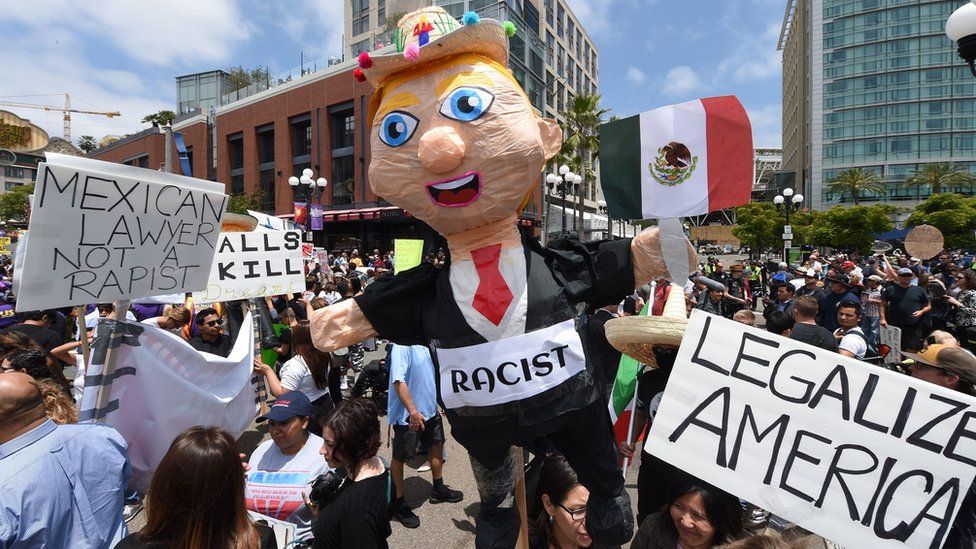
599, 96, 753, 219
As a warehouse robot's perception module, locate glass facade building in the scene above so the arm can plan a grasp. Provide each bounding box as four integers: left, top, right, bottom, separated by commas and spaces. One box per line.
782, 0, 976, 209
176, 70, 232, 116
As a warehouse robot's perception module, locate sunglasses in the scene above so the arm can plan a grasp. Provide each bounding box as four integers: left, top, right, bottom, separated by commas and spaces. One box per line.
205, 320, 221, 327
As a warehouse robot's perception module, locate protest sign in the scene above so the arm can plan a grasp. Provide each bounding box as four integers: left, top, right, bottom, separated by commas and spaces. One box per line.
880, 324, 903, 364
394, 239, 424, 273
647, 311, 976, 549
249, 209, 286, 231
0, 236, 10, 253
192, 230, 304, 303
247, 511, 298, 548
17, 153, 227, 311
77, 316, 258, 492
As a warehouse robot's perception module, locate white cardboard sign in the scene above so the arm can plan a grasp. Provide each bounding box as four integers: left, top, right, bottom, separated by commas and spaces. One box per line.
648, 311, 976, 549
192, 230, 305, 303
17, 153, 226, 311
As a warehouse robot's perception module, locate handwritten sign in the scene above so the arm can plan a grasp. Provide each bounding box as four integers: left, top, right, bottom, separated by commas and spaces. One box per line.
394, 239, 424, 273
192, 230, 304, 303
880, 324, 903, 364
648, 311, 976, 549
17, 153, 226, 311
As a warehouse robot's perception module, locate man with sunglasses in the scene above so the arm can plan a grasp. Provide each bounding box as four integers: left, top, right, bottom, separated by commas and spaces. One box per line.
903, 343, 976, 546
188, 308, 232, 358
881, 267, 931, 353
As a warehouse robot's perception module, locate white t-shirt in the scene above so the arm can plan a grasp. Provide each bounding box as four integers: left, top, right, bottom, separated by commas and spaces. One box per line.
279, 355, 329, 402
245, 433, 331, 541
835, 327, 867, 359
84, 309, 137, 329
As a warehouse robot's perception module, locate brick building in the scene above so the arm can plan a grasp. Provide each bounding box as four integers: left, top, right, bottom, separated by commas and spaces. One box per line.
91, 57, 543, 252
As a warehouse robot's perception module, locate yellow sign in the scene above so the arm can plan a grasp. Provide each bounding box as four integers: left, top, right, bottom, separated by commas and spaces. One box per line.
0, 111, 49, 152
0, 237, 10, 254
394, 239, 424, 273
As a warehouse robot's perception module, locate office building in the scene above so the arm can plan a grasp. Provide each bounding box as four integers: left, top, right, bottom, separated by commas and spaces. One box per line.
176, 70, 233, 117
779, 0, 976, 210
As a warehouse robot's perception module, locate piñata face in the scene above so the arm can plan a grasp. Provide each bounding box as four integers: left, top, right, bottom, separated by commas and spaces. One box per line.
368, 56, 560, 236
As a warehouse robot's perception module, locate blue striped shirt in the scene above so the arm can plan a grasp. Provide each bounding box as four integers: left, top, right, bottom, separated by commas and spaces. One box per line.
0, 419, 131, 548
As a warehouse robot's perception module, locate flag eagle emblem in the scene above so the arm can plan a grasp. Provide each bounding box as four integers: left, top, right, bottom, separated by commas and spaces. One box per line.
649, 141, 698, 187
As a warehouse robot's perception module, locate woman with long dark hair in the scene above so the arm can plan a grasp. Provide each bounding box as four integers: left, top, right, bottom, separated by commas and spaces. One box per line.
117, 426, 276, 549
528, 453, 592, 549
255, 320, 332, 429
947, 269, 976, 353
310, 398, 392, 549
631, 482, 743, 549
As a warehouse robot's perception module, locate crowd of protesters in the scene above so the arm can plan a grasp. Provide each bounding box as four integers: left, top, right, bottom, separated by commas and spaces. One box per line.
2, 244, 976, 549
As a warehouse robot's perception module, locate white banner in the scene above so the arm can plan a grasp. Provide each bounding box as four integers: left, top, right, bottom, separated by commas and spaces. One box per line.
17, 153, 227, 311
192, 230, 305, 303
648, 311, 976, 549
434, 319, 585, 409
77, 315, 258, 492
881, 324, 903, 364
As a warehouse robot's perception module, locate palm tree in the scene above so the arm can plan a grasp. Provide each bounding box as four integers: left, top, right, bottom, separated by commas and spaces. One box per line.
558, 94, 609, 239
77, 135, 97, 154
904, 162, 975, 199
827, 168, 885, 205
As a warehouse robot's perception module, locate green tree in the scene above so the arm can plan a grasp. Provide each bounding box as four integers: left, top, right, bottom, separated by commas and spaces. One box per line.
0, 184, 34, 222
827, 168, 885, 206
558, 94, 609, 239
904, 162, 974, 199
225, 65, 269, 93
906, 193, 976, 250
731, 202, 785, 253
77, 135, 97, 154
804, 205, 894, 252
226, 190, 264, 214
141, 110, 177, 127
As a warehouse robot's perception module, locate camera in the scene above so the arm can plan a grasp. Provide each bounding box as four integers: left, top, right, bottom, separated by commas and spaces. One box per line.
309, 467, 347, 506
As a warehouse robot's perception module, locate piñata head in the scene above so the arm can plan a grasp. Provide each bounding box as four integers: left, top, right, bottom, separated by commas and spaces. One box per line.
358, 7, 561, 236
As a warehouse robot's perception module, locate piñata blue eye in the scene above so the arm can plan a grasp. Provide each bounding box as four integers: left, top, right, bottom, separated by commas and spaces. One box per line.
440, 87, 494, 122
378, 111, 419, 147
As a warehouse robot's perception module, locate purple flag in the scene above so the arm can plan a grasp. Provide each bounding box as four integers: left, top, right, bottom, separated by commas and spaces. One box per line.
310, 203, 323, 231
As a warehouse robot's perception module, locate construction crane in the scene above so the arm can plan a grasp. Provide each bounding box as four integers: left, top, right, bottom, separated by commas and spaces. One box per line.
0, 93, 121, 143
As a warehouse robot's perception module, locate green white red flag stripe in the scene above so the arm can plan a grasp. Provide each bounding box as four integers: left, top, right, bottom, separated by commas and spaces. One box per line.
599, 95, 753, 219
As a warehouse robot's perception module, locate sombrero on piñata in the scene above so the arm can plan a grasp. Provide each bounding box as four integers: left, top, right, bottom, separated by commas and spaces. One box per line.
355, 7, 512, 87
603, 284, 688, 366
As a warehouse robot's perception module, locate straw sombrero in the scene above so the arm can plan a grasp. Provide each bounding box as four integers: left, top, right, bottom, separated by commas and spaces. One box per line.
604, 284, 688, 366
355, 7, 512, 87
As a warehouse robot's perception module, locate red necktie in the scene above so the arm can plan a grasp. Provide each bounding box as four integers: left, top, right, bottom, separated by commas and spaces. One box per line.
471, 244, 513, 326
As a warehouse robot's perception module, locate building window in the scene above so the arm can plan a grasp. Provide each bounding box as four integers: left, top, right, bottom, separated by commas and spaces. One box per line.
545, 0, 553, 26
331, 155, 355, 206
350, 38, 370, 56
567, 19, 575, 50
228, 134, 244, 170
259, 169, 275, 211
378, 0, 385, 26
231, 174, 244, 195
257, 127, 275, 164
3, 167, 24, 179
332, 110, 355, 150
556, 2, 564, 37
124, 155, 150, 169
291, 117, 312, 157
546, 32, 554, 65
5, 182, 20, 192
557, 45, 565, 77
352, 0, 370, 35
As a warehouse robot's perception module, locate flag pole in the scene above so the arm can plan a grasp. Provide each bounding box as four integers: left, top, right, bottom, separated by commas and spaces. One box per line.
621, 280, 656, 473
90, 299, 130, 424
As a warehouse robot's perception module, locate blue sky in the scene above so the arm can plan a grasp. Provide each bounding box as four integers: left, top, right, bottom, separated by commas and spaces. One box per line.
0, 0, 784, 147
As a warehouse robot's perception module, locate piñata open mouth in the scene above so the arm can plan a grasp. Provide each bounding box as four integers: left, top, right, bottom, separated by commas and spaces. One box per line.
426, 171, 481, 207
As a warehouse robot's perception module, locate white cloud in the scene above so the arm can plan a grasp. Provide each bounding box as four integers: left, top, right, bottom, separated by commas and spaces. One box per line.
626, 67, 647, 85
265, 0, 344, 61
3, 0, 253, 66
746, 103, 782, 147
563, 0, 613, 36
716, 18, 783, 83
661, 66, 703, 97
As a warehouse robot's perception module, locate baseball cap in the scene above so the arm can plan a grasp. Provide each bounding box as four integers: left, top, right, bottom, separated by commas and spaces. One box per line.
827, 273, 851, 286
770, 272, 790, 286
897, 267, 914, 276
904, 344, 976, 387
842, 261, 856, 269
868, 274, 884, 283
257, 391, 313, 422
805, 269, 817, 278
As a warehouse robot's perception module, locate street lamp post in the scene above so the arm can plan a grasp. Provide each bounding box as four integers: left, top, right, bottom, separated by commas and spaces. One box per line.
947, 0, 976, 77
546, 165, 579, 234
288, 168, 328, 232
773, 187, 804, 263
597, 199, 611, 239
